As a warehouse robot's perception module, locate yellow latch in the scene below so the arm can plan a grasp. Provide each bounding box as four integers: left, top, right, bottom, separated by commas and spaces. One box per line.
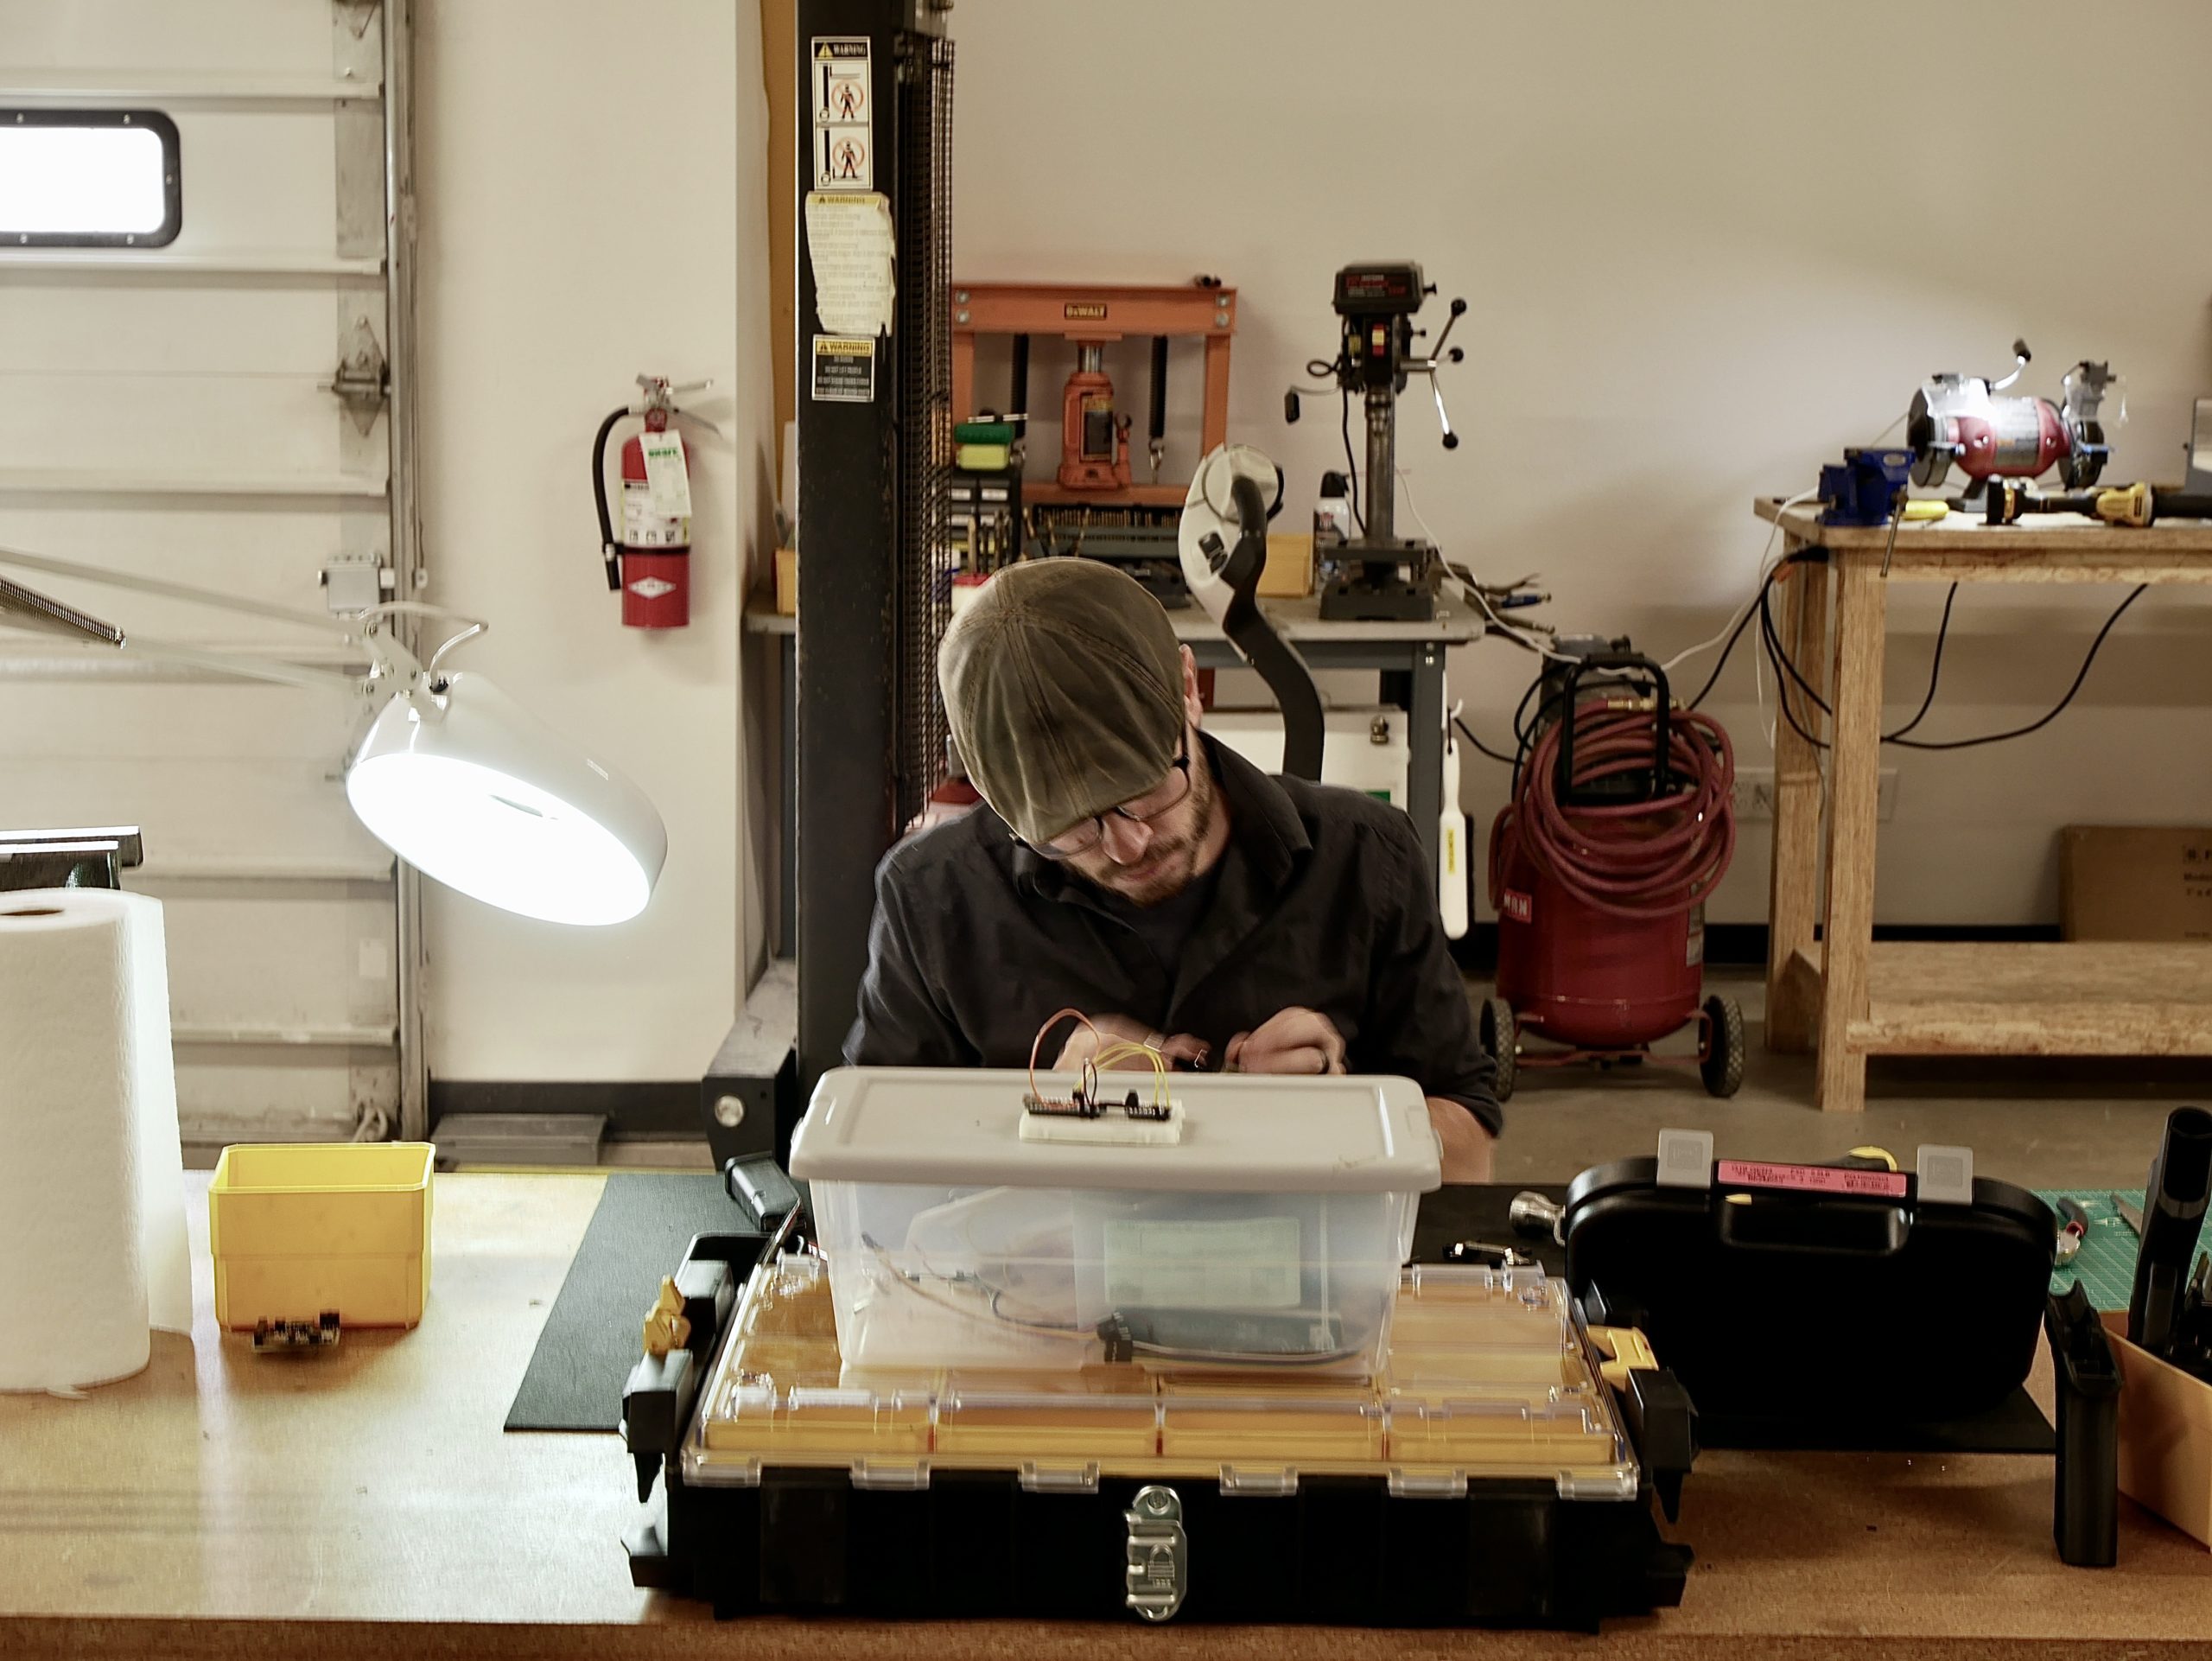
1587, 1325, 1658, 1389
642, 1276, 691, 1358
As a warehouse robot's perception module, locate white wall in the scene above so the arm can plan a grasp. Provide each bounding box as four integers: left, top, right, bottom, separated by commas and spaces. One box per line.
951, 0, 2212, 924
415, 0, 774, 1077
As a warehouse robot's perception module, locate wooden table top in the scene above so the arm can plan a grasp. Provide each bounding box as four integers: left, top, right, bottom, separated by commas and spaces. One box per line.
1753, 497, 2212, 581
4, 1173, 2209, 1660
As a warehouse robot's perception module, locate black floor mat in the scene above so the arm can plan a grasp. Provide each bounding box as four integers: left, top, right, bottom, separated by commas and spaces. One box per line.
505, 1173, 756, 1432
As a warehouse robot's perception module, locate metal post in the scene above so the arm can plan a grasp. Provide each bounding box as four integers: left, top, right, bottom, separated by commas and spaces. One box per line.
382, 0, 429, 1142
1364, 391, 1395, 544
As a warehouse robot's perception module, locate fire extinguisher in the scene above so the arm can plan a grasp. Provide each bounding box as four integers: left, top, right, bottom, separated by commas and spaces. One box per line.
593, 375, 712, 628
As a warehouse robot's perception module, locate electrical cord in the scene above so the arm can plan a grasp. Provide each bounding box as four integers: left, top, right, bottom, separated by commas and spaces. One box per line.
1888, 586, 2146, 751
1661, 488, 1821, 673
1884, 582, 1958, 742
1453, 713, 1520, 767
1304, 355, 1367, 534
1757, 577, 2150, 752
1339, 384, 1364, 534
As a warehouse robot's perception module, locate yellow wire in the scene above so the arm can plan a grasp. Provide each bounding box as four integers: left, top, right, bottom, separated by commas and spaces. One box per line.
1089, 1041, 1171, 1108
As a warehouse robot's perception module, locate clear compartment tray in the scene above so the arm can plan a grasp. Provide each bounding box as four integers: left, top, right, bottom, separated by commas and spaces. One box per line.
691, 1256, 1642, 1496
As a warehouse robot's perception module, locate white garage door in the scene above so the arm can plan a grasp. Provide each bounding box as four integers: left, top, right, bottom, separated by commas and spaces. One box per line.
0, 0, 423, 1149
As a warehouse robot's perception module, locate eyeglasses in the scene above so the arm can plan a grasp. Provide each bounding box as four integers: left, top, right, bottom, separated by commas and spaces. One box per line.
1033, 736, 1194, 859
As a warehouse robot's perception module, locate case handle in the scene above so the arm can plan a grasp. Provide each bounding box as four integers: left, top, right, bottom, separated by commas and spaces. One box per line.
1713, 1193, 1910, 1259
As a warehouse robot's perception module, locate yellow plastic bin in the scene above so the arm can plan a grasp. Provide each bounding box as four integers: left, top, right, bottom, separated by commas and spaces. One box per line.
209, 1142, 435, 1331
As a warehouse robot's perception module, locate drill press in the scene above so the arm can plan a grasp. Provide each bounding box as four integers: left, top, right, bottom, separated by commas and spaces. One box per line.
1288, 262, 1465, 621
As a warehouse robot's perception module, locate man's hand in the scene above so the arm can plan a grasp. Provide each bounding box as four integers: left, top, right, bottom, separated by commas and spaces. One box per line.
1427, 1098, 1495, 1183
1224, 1008, 1347, 1076
1054, 1013, 1208, 1072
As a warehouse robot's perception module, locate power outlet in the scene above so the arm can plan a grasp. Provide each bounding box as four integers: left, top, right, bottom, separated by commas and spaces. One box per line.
1732, 767, 1899, 823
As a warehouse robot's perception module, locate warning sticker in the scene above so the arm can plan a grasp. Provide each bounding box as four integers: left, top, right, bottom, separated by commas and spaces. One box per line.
810, 334, 874, 403
817, 129, 870, 188
810, 36, 872, 188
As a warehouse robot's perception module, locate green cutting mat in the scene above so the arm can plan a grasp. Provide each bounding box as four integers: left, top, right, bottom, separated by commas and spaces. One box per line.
2038, 1188, 2145, 1309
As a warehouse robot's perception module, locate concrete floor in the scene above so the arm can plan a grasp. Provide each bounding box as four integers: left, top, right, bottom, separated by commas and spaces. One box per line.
1482, 967, 2204, 1191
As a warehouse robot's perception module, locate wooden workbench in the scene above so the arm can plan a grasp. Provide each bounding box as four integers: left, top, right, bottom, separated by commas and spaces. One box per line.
1755, 500, 2212, 1113
4, 1172, 2209, 1660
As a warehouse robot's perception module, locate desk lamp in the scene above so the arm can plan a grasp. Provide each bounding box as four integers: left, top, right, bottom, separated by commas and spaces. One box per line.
0, 547, 665, 926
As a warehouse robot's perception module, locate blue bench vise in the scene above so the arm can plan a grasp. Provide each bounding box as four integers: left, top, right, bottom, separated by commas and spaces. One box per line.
1819, 448, 1914, 526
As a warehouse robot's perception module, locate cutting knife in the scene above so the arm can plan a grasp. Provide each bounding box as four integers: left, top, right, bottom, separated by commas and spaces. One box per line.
2111, 1193, 2145, 1237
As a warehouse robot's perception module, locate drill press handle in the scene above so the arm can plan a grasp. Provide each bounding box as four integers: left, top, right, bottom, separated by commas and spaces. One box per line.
1403, 296, 1468, 450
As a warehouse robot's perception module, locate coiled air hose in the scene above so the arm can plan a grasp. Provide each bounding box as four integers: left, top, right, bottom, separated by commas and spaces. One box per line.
1491, 694, 1737, 925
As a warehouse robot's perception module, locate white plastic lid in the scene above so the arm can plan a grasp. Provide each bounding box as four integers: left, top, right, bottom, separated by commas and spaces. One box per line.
789, 1066, 1442, 1194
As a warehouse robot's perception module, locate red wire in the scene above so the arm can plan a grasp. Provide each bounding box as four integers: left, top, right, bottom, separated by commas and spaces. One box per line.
1028, 1008, 1099, 1104
1491, 702, 1737, 923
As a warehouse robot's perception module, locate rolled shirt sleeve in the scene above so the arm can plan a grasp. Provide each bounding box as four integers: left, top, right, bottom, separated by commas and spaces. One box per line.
1358, 817, 1503, 1137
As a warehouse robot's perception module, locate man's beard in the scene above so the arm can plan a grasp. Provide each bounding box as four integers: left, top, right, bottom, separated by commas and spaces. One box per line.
1076, 754, 1218, 908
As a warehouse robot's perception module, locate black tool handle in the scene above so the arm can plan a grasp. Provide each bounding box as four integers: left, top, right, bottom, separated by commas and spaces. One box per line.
1222, 472, 1325, 781
1554, 652, 1674, 806
2128, 1106, 2212, 1355
591, 405, 630, 590
2046, 1284, 2121, 1568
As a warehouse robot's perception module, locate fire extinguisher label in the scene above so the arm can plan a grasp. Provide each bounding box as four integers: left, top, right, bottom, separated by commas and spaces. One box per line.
623, 481, 690, 549
1686, 902, 1706, 967
639, 428, 693, 518
1501, 888, 1532, 924
627, 576, 677, 601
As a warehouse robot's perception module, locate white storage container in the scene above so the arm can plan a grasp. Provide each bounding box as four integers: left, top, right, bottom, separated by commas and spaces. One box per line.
787, 1066, 1441, 1377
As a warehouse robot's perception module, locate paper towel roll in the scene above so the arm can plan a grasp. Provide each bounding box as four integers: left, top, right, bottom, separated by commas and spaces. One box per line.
0, 888, 191, 1391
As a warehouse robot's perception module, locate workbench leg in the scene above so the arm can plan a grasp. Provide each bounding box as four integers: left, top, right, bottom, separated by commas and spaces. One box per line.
1815, 558, 1886, 1113
1408, 644, 1444, 900
1764, 547, 1828, 1053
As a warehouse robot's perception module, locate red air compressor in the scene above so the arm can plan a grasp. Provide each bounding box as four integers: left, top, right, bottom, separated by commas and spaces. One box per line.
1481, 651, 1745, 1100
593, 375, 710, 628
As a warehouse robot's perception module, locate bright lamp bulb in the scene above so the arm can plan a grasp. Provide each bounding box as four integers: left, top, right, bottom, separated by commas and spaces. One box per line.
344, 673, 666, 926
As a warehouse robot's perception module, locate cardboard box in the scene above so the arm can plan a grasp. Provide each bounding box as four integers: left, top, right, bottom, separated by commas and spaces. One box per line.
2060, 826, 2212, 942
1261, 533, 1315, 599
2101, 1310, 2212, 1550
773, 546, 798, 617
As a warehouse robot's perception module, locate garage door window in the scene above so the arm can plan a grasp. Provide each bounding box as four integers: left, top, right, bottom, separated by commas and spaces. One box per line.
1, 109, 180, 247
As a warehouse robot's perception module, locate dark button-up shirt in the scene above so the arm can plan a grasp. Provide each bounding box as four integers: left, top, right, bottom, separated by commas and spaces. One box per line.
843, 735, 1502, 1136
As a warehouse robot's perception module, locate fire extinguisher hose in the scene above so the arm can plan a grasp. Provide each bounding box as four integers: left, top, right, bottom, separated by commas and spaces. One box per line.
1491, 703, 1737, 924
591, 404, 631, 592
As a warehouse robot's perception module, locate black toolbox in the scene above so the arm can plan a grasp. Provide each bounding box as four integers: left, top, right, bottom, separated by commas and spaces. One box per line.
623, 1212, 1695, 1630
1563, 1132, 2056, 1424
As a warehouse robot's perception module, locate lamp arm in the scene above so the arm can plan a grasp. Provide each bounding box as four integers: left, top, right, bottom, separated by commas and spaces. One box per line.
0, 544, 359, 636
98, 634, 375, 696
0, 544, 485, 684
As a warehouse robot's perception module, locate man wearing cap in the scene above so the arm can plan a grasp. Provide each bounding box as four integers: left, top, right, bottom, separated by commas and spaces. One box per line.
844, 558, 1498, 1181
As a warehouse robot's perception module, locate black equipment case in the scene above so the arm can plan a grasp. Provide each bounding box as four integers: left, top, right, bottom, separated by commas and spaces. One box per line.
1562, 1135, 2056, 1424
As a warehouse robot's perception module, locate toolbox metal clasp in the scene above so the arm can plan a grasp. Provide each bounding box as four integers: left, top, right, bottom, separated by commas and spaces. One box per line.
1123, 1485, 1187, 1622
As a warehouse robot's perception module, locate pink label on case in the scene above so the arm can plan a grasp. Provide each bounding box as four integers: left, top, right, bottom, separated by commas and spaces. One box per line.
1715, 1159, 1907, 1199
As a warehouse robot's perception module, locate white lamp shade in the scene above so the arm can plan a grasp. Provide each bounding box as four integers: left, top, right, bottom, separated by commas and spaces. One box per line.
344, 671, 667, 926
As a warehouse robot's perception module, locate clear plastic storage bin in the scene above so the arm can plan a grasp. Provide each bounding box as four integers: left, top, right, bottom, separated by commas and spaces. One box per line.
789, 1066, 1441, 1377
